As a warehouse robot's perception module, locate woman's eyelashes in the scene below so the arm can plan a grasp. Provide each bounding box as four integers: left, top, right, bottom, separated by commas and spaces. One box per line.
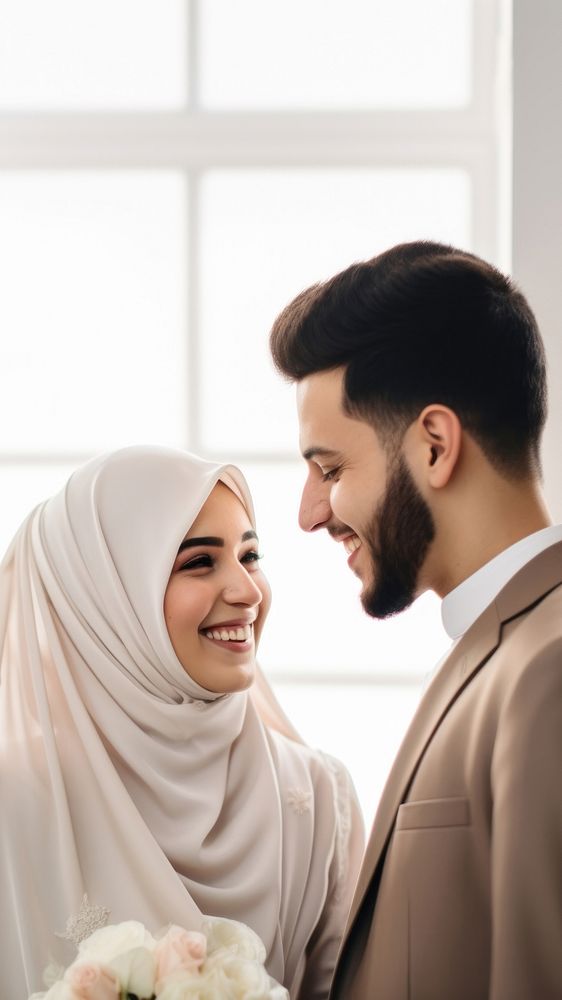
180, 553, 214, 571
178, 549, 263, 573
241, 549, 263, 569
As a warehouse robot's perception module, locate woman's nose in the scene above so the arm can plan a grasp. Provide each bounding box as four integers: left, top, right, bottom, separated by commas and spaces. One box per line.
223, 565, 263, 605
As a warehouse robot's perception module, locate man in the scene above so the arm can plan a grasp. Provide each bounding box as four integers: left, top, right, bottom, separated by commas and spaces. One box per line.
269, 241, 562, 999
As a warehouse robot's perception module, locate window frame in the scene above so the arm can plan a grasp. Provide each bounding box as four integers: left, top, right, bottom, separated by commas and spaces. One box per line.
0, 0, 506, 684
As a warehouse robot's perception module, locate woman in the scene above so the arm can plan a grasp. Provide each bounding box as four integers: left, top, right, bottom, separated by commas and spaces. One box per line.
0, 446, 363, 999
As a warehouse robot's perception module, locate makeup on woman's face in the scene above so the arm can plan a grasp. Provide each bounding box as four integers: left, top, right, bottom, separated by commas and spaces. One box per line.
163, 481, 267, 694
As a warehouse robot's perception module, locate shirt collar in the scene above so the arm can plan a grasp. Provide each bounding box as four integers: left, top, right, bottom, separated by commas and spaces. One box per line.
441, 524, 562, 640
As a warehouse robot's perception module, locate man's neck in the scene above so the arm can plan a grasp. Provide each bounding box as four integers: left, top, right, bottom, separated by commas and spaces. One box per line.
425, 478, 551, 599
440, 523, 562, 639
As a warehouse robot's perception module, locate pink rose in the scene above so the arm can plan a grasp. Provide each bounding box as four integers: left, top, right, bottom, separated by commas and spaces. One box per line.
64, 962, 120, 1000
155, 925, 207, 983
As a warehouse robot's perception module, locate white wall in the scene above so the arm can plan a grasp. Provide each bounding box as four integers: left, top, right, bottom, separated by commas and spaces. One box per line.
512, 0, 562, 518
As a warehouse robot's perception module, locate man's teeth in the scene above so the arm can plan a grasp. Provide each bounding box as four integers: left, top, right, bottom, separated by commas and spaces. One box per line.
205, 624, 253, 642
343, 535, 361, 555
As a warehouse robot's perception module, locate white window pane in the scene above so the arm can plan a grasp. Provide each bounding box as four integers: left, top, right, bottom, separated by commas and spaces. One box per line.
0, 172, 187, 452
200, 169, 471, 452
0, 0, 187, 110
200, 0, 471, 109
271, 680, 423, 826
0, 464, 76, 558
242, 462, 451, 676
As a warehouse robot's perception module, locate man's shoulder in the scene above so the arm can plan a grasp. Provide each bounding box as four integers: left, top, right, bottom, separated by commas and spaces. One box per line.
498, 571, 562, 651
494, 539, 562, 626
481, 581, 562, 711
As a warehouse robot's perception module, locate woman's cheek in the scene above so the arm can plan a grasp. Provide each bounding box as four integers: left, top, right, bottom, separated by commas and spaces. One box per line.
253, 571, 271, 650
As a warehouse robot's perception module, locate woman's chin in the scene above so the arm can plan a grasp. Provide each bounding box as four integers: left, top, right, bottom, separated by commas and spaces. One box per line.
204, 660, 256, 695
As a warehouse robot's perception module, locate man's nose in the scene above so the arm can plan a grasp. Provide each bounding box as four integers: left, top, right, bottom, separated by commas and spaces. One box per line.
298, 479, 332, 532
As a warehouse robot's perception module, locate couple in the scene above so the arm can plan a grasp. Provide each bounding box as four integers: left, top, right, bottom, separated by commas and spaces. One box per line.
2, 240, 561, 999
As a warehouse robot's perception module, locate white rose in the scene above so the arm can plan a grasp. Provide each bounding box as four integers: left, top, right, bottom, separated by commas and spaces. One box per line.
78, 921, 156, 965
202, 918, 266, 964
30, 982, 74, 1000
267, 982, 290, 1000
156, 966, 234, 1000
204, 952, 274, 999
44, 960, 66, 988
108, 946, 157, 997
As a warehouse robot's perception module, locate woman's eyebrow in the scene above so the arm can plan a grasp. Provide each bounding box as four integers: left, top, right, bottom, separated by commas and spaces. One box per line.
177, 529, 258, 555
177, 536, 224, 554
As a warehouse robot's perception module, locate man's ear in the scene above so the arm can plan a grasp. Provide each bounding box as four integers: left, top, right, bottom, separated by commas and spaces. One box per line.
415, 405, 462, 489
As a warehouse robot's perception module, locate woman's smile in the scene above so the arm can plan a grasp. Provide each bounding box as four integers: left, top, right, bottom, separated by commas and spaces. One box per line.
164, 482, 265, 692
202, 633, 253, 653
200, 620, 254, 652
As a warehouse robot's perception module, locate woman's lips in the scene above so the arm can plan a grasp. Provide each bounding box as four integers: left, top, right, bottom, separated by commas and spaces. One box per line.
201, 634, 253, 654
200, 622, 254, 653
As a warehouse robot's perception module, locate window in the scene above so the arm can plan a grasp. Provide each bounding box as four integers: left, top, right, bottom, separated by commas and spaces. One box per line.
0, 0, 508, 824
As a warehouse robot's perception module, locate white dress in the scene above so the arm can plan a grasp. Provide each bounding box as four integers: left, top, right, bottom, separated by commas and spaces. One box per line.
0, 446, 364, 999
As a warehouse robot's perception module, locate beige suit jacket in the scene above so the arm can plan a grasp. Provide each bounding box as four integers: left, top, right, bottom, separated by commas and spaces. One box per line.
329, 543, 562, 1000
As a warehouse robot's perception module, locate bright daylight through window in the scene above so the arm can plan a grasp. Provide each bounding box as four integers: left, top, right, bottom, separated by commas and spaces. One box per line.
0, 0, 507, 823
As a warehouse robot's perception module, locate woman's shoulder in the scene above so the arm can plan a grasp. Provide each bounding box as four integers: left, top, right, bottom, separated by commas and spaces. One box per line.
265, 728, 357, 818
266, 729, 365, 915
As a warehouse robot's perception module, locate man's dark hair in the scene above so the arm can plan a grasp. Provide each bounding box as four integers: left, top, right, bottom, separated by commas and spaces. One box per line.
269, 241, 547, 478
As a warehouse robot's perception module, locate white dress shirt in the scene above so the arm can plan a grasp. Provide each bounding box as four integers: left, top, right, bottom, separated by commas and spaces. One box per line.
441, 524, 562, 640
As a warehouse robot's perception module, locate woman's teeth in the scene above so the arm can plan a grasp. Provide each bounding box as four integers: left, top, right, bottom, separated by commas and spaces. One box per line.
204, 624, 252, 642
344, 535, 361, 555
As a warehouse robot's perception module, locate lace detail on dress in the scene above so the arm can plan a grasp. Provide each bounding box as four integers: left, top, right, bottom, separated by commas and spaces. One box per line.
321, 754, 352, 900
57, 894, 110, 946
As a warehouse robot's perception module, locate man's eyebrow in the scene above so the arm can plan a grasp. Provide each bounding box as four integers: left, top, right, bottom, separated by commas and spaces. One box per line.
176, 529, 258, 555
302, 446, 340, 462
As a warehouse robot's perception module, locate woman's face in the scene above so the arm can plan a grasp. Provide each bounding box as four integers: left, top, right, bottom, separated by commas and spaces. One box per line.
164, 481, 269, 694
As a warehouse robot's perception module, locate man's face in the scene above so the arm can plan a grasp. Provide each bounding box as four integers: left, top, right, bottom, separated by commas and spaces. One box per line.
296, 367, 435, 618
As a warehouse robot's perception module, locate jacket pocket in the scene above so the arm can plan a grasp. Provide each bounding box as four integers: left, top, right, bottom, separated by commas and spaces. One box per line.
396, 796, 470, 831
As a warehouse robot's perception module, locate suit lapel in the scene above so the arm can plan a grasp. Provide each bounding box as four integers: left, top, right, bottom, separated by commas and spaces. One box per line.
345, 539, 562, 938
345, 600, 501, 933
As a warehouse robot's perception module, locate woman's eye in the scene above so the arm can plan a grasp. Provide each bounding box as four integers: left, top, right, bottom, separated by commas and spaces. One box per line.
180, 554, 213, 571
241, 550, 263, 566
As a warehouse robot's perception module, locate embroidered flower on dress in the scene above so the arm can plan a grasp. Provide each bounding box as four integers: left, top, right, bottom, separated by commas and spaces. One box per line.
287, 788, 312, 815
58, 894, 110, 946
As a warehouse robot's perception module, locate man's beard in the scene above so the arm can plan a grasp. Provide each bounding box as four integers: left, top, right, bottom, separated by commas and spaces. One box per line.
361, 455, 435, 619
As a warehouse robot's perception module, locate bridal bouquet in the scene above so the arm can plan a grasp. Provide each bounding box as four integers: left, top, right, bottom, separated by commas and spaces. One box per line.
30, 917, 289, 1000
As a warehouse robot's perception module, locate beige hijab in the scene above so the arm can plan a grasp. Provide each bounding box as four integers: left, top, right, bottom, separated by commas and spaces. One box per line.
0, 447, 338, 998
